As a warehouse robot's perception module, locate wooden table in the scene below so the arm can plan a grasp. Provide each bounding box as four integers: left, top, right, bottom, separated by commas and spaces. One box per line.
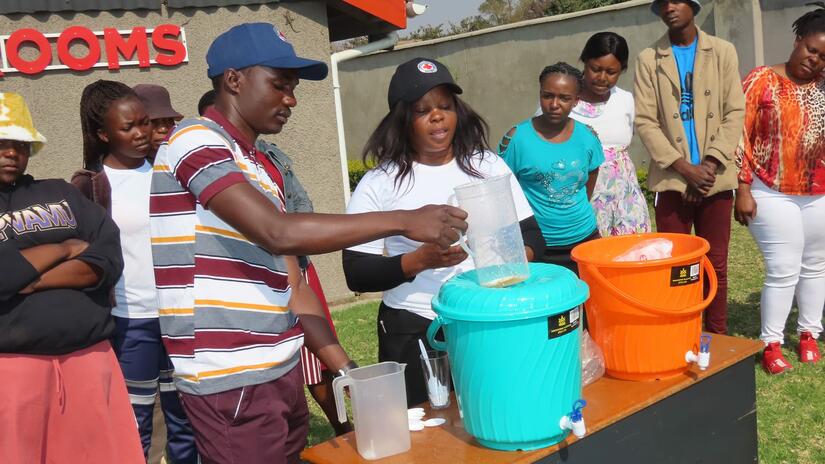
302, 334, 763, 464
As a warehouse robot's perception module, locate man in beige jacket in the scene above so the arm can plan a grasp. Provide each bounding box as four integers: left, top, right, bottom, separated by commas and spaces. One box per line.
634, 0, 745, 334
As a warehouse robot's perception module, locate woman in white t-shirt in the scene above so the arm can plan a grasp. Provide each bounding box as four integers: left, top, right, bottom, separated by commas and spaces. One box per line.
71, 80, 197, 463
344, 58, 544, 406
534, 33, 651, 236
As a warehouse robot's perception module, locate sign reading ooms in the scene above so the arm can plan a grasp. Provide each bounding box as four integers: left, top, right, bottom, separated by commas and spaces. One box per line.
0, 25, 188, 76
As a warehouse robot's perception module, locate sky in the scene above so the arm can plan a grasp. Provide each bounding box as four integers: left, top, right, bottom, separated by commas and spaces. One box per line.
406, 0, 488, 31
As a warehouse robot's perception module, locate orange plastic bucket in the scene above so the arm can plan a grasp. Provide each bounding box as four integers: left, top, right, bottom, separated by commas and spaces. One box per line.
571, 233, 717, 381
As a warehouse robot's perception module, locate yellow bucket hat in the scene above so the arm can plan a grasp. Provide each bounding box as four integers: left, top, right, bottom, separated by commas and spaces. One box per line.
0, 92, 47, 155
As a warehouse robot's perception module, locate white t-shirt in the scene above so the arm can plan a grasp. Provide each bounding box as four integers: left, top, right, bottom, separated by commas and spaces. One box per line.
534, 86, 635, 148
346, 152, 534, 319
105, 161, 158, 318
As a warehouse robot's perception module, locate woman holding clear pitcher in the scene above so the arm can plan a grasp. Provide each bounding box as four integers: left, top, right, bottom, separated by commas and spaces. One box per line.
343, 57, 544, 406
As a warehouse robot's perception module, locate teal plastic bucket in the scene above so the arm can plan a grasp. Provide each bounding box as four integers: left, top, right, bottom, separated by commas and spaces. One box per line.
428, 263, 588, 451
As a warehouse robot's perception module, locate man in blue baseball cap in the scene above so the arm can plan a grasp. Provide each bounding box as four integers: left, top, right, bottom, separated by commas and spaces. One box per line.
204, 22, 329, 137
634, 0, 745, 336
149, 23, 467, 464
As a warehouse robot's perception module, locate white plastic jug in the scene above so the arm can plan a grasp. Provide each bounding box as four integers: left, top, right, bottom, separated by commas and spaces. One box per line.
332, 362, 411, 460
453, 173, 530, 287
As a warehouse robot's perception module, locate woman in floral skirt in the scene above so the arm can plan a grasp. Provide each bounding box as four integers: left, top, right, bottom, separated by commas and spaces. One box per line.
556, 32, 651, 236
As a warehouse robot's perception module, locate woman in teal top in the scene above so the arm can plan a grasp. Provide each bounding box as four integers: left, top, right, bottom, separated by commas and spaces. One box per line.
499, 62, 604, 274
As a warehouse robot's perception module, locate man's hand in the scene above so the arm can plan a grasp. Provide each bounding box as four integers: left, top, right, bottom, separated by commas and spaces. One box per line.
285, 257, 353, 372
701, 156, 721, 173
682, 186, 704, 206
401, 244, 468, 277
734, 185, 757, 226
399, 205, 468, 249
672, 159, 715, 195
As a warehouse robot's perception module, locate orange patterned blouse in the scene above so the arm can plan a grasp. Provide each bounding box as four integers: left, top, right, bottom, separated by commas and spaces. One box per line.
736, 66, 825, 195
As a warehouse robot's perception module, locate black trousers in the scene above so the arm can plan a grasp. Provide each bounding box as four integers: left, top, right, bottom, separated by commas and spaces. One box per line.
539, 229, 601, 276
539, 229, 600, 329
376, 302, 440, 407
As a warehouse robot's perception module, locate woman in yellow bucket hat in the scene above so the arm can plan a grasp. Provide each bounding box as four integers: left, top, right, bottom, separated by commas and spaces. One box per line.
0, 92, 144, 463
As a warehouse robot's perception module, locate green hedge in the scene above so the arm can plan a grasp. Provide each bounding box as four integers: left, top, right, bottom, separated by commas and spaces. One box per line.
636, 169, 655, 206
349, 161, 653, 203
347, 159, 372, 192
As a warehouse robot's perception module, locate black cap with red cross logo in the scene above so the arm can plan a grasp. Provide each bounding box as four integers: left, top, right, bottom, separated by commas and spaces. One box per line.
387, 57, 463, 110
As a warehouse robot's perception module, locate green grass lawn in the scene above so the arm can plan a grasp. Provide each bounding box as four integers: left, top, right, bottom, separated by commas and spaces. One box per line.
306, 221, 825, 462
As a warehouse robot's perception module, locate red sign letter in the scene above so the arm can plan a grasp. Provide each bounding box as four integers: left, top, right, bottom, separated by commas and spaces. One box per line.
56, 26, 101, 71
152, 24, 186, 67
104, 27, 149, 70
6, 28, 52, 75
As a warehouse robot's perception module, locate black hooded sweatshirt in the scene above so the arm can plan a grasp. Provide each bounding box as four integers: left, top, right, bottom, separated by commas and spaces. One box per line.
0, 175, 123, 355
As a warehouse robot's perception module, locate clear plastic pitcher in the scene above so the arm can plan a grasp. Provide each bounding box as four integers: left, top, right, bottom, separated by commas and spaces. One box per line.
332, 362, 411, 460
453, 173, 530, 287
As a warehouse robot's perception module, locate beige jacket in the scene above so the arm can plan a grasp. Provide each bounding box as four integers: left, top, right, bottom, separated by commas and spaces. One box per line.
634, 28, 745, 195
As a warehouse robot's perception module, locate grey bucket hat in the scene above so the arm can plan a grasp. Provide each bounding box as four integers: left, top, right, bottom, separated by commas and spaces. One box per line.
650, 0, 701, 15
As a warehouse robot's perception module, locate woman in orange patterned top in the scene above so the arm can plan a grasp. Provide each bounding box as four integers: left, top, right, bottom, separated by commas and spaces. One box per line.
735, 4, 825, 375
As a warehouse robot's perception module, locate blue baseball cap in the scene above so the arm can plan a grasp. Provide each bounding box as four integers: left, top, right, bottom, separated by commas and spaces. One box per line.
206, 23, 328, 80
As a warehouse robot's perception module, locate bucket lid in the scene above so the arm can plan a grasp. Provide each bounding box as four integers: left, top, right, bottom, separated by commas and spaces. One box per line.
431, 263, 589, 322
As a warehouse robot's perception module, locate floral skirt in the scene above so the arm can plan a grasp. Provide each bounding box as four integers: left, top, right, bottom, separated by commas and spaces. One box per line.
591, 147, 651, 237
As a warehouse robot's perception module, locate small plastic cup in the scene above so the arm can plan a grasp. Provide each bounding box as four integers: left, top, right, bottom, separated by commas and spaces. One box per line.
420, 351, 451, 410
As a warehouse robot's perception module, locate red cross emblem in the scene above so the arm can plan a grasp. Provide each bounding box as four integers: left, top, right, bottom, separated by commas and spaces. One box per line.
417, 60, 437, 73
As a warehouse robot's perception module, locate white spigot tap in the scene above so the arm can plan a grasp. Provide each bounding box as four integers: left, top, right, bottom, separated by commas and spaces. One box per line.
685, 334, 712, 370
559, 399, 587, 439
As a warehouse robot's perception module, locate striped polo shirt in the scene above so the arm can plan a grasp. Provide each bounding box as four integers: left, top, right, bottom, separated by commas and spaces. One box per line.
150, 108, 302, 396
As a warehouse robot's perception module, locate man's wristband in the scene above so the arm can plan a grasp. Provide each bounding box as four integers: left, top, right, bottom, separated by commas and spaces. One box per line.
335, 360, 359, 378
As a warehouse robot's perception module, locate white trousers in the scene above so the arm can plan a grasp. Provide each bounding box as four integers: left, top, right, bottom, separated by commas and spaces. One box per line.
749, 179, 825, 344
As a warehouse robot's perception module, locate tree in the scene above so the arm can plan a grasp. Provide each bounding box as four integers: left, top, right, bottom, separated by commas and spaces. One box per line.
522, 0, 553, 20
402, 0, 632, 42
541, 0, 630, 16
479, 0, 555, 25
448, 15, 495, 35
478, 0, 518, 25
407, 24, 446, 41
405, 16, 494, 41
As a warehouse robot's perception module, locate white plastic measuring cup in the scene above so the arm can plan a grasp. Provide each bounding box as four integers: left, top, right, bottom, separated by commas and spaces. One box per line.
333, 362, 411, 460
451, 173, 530, 287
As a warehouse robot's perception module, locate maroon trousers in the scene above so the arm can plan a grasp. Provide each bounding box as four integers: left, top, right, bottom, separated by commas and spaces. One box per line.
655, 190, 733, 334
179, 364, 309, 464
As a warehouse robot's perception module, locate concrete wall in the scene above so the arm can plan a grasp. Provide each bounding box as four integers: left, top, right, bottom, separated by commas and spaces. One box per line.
338, 0, 810, 169
713, 0, 763, 73
338, 0, 719, 169
760, 0, 816, 66
0, 2, 352, 301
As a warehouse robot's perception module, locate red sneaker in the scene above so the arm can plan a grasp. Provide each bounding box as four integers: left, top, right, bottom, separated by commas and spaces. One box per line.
762, 342, 793, 375
798, 332, 821, 364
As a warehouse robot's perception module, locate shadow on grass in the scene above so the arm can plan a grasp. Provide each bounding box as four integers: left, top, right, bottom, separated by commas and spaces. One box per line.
727, 290, 812, 344
307, 408, 335, 448
727, 290, 761, 339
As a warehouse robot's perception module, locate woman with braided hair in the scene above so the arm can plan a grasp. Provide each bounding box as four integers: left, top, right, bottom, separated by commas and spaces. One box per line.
734, 3, 825, 374
533, 34, 651, 238
71, 80, 198, 461
499, 62, 604, 274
